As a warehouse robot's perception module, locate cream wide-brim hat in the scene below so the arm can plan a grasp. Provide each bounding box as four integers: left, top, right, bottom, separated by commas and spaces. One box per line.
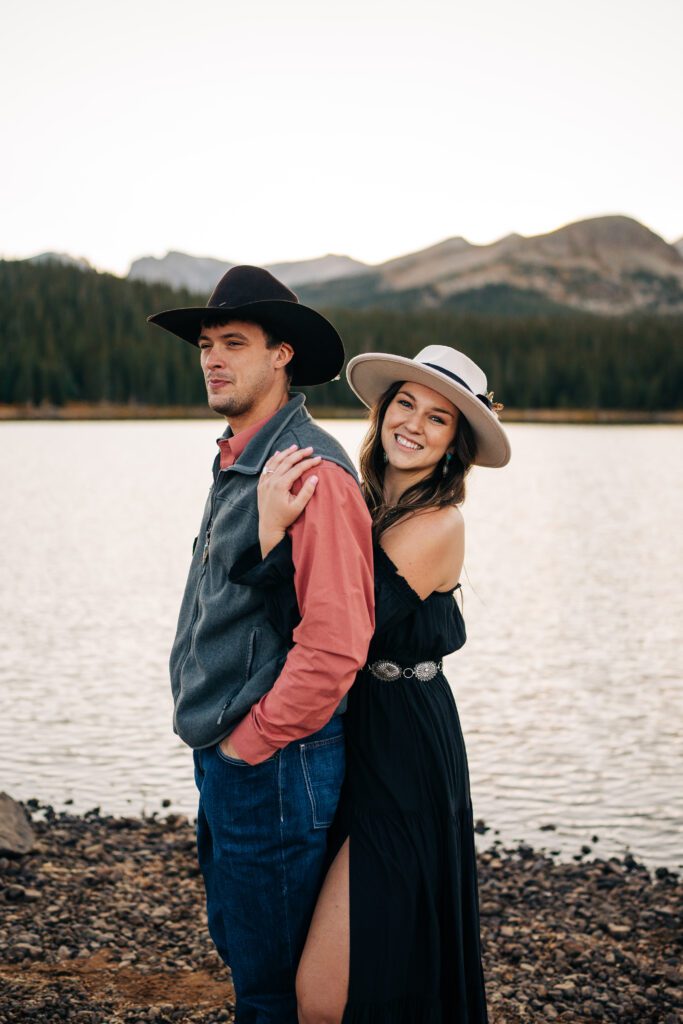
346, 345, 511, 468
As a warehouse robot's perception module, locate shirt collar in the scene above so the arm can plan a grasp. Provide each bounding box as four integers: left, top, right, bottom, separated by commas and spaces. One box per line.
217, 409, 280, 469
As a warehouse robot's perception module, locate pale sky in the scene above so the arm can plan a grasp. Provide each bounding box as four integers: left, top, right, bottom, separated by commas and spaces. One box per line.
2, 0, 681, 276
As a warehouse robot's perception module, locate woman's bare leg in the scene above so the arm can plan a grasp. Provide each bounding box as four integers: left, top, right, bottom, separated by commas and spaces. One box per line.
296, 837, 350, 1024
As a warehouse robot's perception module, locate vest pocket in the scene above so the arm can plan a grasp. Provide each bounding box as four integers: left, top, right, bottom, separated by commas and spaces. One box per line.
299, 732, 345, 829
246, 627, 260, 679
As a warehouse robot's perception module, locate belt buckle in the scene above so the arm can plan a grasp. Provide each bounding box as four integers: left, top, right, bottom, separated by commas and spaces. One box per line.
370, 660, 402, 681
412, 661, 438, 681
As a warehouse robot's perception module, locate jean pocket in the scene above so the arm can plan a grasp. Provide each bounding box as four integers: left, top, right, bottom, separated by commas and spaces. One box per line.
215, 744, 278, 767
299, 732, 345, 829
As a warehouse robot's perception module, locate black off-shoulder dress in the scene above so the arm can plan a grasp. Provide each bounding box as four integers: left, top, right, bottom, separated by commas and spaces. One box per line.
229, 540, 489, 1024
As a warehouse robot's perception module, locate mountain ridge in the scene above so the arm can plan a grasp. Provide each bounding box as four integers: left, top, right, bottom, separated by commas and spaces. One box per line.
27, 252, 92, 271
18, 215, 683, 316
128, 251, 368, 291
298, 216, 683, 315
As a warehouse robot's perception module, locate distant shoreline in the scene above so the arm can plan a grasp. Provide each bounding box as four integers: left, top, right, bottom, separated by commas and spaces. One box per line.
1, 403, 682, 424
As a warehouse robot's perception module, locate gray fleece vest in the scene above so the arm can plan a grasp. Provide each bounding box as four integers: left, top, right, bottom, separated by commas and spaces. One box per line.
169, 393, 359, 750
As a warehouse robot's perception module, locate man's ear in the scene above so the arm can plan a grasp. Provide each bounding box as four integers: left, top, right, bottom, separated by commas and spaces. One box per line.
274, 342, 294, 370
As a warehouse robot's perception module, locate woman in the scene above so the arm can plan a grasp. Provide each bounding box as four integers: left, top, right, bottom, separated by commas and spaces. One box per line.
233, 345, 510, 1023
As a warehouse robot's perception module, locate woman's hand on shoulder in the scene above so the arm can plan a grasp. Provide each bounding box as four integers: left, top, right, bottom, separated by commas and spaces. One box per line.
379, 506, 464, 599
257, 445, 322, 557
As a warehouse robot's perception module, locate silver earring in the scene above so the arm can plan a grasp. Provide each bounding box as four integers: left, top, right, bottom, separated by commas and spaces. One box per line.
382, 451, 388, 464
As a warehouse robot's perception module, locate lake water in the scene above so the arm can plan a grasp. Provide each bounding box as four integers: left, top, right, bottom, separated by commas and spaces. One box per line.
0, 419, 681, 869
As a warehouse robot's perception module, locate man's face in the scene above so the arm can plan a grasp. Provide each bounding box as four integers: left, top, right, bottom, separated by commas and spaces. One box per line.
198, 320, 291, 419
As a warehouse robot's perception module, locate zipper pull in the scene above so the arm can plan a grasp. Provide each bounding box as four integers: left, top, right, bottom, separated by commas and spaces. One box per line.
202, 523, 212, 564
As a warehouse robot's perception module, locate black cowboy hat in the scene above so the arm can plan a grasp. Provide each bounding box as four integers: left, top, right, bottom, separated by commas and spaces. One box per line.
147, 264, 344, 386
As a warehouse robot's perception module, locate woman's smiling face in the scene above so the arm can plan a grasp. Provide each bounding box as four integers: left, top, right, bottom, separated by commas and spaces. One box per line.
380, 380, 459, 479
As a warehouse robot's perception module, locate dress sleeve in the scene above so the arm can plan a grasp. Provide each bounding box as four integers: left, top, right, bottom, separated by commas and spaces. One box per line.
228, 534, 299, 642
228, 535, 294, 588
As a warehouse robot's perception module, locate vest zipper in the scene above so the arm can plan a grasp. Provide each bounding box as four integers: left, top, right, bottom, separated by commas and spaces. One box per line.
180, 481, 218, 674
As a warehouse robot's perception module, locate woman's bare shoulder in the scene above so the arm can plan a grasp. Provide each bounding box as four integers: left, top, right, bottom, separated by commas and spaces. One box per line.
380, 505, 464, 597
385, 504, 464, 546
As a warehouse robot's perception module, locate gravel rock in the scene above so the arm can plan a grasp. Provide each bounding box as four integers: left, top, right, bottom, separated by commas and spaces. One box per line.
4, 883, 26, 900
0, 792, 35, 855
606, 922, 632, 938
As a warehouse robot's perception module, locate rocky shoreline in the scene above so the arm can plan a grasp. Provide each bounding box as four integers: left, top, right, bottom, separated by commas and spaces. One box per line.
0, 800, 681, 1024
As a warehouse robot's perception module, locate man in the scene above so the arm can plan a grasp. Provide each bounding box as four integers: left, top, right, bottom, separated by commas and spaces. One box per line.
148, 265, 374, 1024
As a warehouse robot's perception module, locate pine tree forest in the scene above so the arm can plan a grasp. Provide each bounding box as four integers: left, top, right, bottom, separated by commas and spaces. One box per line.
1, 260, 682, 412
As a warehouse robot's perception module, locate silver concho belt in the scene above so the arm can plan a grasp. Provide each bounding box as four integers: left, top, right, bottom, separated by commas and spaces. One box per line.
367, 659, 443, 682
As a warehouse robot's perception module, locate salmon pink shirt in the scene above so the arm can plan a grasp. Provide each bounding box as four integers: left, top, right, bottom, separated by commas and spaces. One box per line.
216, 412, 375, 765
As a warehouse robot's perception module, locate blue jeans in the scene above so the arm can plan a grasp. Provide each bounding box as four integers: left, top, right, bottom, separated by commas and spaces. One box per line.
193, 715, 345, 1024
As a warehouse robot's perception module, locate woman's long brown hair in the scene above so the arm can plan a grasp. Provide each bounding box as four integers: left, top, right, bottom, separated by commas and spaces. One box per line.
358, 381, 477, 540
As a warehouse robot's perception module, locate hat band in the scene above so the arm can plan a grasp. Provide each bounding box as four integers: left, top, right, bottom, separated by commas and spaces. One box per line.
422, 362, 493, 410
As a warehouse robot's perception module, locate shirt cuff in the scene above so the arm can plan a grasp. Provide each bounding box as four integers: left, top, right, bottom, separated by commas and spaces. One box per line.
228, 713, 280, 765
228, 534, 294, 588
